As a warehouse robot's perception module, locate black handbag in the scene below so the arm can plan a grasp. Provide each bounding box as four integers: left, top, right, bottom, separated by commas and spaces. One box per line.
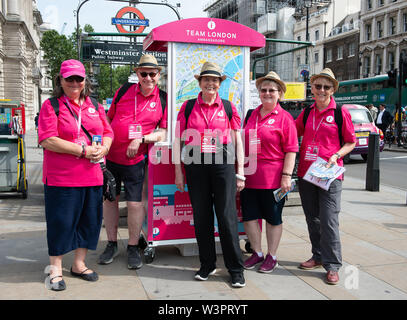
64, 102, 117, 201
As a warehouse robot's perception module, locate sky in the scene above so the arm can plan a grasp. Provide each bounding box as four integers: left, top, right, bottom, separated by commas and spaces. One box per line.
37, 0, 209, 35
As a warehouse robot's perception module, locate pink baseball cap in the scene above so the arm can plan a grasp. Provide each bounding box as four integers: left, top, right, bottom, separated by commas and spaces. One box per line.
60, 59, 86, 78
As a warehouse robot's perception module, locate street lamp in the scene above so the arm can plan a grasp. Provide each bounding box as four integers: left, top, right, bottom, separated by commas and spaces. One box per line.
304, 0, 312, 98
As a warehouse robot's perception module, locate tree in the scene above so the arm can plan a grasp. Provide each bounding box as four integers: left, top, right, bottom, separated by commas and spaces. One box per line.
40, 30, 76, 84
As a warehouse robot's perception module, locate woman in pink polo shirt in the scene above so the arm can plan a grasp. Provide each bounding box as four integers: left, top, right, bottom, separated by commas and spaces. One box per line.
38, 59, 113, 291
240, 71, 298, 274
295, 68, 356, 285
174, 62, 246, 288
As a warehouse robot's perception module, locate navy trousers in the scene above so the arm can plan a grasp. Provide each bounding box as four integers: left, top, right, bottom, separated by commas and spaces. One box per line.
44, 185, 103, 256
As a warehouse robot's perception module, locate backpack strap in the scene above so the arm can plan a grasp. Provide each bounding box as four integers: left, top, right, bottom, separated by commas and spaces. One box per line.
244, 109, 254, 126
302, 104, 344, 146
334, 104, 344, 146
158, 89, 167, 114
184, 98, 233, 130
220, 99, 233, 122
112, 82, 134, 107
49, 97, 60, 117
184, 99, 197, 130
302, 105, 312, 128
49, 96, 99, 116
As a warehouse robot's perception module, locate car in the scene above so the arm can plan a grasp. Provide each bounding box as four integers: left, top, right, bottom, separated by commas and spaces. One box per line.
342, 104, 384, 163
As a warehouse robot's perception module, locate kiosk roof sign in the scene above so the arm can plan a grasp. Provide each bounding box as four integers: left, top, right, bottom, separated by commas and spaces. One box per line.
144, 18, 265, 52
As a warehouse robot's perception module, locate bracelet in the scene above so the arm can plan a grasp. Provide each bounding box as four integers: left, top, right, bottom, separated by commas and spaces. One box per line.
80, 143, 86, 158
236, 174, 246, 181
334, 152, 341, 159
282, 172, 292, 177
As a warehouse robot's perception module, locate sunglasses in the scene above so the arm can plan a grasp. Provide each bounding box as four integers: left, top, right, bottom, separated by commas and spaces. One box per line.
64, 76, 85, 83
260, 88, 280, 94
313, 84, 333, 91
139, 72, 158, 78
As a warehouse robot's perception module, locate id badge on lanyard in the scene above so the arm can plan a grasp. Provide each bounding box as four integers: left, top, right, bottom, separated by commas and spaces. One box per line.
200, 105, 220, 153
304, 108, 323, 161
128, 92, 144, 140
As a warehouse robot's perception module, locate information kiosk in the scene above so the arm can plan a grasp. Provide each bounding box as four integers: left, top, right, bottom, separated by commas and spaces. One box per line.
141, 18, 265, 260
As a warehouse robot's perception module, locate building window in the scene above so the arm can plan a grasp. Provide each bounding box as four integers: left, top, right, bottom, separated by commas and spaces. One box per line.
366, 24, 371, 41
297, 36, 301, 42
326, 48, 332, 62
388, 52, 395, 70
367, 0, 372, 10
404, 13, 407, 32
389, 17, 396, 35
348, 42, 356, 57
377, 0, 384, 7
375, 54, 382, 75
337, 46, 343, 60
297, 56, 301, 67
377, 20, 383, 38
315, 30, 319, 41
364, 56, 371, 77
314, 51, 319, 63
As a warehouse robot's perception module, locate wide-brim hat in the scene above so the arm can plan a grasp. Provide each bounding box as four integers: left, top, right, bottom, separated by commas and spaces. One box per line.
255, 71, 286, 93
135, 54, 162, 72
310, 68, 339, 92
194, 61, 226, 81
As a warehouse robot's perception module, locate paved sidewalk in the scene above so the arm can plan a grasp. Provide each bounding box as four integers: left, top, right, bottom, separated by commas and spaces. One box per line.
0, 130, 406, 301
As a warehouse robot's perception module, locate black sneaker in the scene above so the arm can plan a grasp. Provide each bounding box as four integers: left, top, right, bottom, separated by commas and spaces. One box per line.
127, 245, 143, 269
194, 267, 216, 281
98, 241, 118, 265
231, 272, 246, 288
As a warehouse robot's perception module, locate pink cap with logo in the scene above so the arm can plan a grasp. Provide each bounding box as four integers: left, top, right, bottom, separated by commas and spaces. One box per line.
60, 59, 86, 78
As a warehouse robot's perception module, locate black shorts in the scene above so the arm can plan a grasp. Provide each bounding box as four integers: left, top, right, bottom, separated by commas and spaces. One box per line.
106, 159, 145, 202
240, 188, 285, 226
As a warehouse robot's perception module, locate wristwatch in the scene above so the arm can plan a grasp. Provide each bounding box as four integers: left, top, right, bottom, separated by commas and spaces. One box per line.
334, 152, 341, 159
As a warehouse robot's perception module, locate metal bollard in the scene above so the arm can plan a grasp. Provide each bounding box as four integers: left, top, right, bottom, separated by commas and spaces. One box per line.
365, 133, 380, 191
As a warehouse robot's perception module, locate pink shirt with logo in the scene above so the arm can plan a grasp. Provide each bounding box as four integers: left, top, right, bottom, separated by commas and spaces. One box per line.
175, 92, 241, 145
295, 98, 356, 179
107, 83, 167, 165
38, 96, 114, 187
243, 104, 299, 189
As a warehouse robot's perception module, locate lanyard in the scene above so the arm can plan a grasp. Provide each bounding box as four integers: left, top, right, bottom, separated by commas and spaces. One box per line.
134, 85, 152, 122
64, 95, 82, 139
311, 108, 325, 143
200, 104, 221, 129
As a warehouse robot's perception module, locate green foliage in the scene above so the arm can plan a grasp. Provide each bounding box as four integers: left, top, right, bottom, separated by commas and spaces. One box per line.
96, 65, 132, 102
40, 25, 133, 101
40, 30, 76, 84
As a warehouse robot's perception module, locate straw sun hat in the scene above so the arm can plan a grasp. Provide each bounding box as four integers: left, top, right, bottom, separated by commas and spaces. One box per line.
255, 71, 287, 93
310, 68, 339, 92
134, 54, 162, 72
194, 61, 227, 81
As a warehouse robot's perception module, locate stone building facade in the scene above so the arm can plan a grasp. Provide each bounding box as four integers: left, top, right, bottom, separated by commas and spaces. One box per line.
0, 0, 43, 130
359, 0, 407, 78
323, 13, 360, 81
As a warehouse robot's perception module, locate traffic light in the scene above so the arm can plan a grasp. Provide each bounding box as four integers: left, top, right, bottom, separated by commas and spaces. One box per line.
387, 69, 397, 87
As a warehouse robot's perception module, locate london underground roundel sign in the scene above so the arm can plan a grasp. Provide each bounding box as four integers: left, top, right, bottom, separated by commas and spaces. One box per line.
114, 7, 147, 34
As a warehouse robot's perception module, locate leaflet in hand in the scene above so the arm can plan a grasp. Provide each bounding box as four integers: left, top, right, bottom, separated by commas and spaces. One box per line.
303, 157, 345, 190
273, 179, 296, 202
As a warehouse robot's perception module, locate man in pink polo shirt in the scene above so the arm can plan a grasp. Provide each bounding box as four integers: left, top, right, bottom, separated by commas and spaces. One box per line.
295, 68, 356, 285
240, 71, 298, 274
98, 54, 167, 270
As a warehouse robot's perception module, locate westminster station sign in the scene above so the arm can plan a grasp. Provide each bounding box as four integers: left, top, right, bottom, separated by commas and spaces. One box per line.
82, 42, 167, 64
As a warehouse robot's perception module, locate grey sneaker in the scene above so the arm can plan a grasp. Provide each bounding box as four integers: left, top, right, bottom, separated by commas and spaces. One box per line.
127, 245, 143, 269
98, 241, 118, 265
